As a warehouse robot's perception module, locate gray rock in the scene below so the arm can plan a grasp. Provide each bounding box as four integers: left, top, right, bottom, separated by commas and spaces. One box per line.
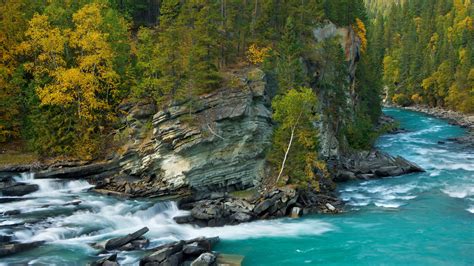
174, 215, 195, 224
0, 176, 16, 189
335, 170, 356, 182
191, 253, 216, 266
140, 241, 184, 265
325, 203, 336, 211
0, 235, 12, 243
0, 241, 44, 257
230, 212, 252, 223
183, 244, 207, 256
253, 199, 273, 214
105, 227, 149, 250
88, 253, 117, 266
3, 210, 21, 216
374, 166, 403, 177
1, 183, 39, 196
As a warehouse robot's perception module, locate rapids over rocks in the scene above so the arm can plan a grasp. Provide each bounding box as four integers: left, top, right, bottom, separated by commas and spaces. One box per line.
1, 107, 473, 265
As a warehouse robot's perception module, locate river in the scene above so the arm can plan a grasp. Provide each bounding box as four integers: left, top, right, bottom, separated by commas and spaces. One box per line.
1, 108, 473, 265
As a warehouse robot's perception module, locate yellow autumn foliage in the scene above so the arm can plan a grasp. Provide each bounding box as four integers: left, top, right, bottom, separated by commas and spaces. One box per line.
246, 44, 271, 65
353, 18, 367, 53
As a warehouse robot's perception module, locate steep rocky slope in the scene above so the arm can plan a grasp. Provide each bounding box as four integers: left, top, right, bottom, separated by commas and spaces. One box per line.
99, 68, 274, 196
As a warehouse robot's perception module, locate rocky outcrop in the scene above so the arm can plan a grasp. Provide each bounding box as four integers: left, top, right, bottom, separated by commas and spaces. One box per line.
102, 68, 273, 196
139, 237, 219, 266
0, 178, 39, 196
331, 150, 424, 182
0, 241, 44, 257
104, 227, 149, 251
173, 187, 342, 227
401, 105, 474, 149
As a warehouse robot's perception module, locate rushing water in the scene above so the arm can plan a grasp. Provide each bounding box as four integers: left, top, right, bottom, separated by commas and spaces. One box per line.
1, 108, 473, 265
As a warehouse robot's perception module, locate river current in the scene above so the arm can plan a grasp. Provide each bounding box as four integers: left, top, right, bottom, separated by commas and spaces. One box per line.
1, 108, 473, 265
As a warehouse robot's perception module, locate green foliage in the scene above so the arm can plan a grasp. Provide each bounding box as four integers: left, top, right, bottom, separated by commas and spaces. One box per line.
276, 17, 306, 93
345, 112, 378, 150
379, 0, 473, 113
324, 0, 367, 26
269, 87, 328, 190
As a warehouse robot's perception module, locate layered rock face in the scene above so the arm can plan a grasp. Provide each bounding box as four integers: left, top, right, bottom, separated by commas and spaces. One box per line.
114, 69, 273, 194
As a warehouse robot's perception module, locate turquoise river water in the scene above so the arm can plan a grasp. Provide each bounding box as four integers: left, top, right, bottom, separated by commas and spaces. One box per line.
0, 108, 473, 265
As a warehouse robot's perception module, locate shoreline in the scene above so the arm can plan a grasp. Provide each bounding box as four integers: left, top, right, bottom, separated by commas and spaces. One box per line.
388, 105, 474, 149
390, 105, 474, 132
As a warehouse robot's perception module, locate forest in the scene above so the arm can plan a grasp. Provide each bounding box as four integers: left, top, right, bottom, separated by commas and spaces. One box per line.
0, 0, 472, 185
374, 0, 473, 112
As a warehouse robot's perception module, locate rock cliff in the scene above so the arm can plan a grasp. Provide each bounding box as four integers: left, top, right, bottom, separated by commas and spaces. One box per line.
106, 68, 273, 195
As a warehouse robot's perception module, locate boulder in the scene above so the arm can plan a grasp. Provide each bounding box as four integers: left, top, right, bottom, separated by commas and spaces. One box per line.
374, 166, 404, 177
140, 241, 184, 265
191, 253, 216, 266
118, 237, 149, 251
253, 199, 273, 215
1, 183, 39, 196
105, 227, 149, 250
183, 244, 207, 256
0, 176, 16, 189
89, 253, 118, 266
334, 170, 356, 182
34, 161, 119, 179
0, 235, 12, 243
3, 210, 21, 216
0, 241, 44, 257
174, 215, 195, 224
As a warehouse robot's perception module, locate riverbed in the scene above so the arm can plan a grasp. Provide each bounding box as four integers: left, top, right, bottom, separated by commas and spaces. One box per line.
1, 108, 473, 265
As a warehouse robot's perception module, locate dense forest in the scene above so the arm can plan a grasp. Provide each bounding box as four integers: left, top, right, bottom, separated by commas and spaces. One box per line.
370, 0, 473, 112
1, 0, 470, 186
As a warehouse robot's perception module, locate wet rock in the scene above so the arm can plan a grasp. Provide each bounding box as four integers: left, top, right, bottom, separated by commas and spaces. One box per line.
3, 210, 21, 216
105, 227, 149, 250
140, 241, 184, 265
253, 199, 273, 215
0, 197, 35, 203
191, 253, 216, 266
0, 235, 12, 243
34, 161, 119, 180
176, 188, 343, 227
174, 215, 195, 224
183, 244, 207, 256
89, 253, 118, 266
0, 241, 44, 257
0, 176, 16, 189
325, 203, 336, 211
63, 200, 82, 206
230, 212, 252, 223
374, 166, 404, 177
1, 183, 39, 196
334, 150, 424, 181
139, 237, 219, 266
118, 237, 149, 251
334, 170, 356, 182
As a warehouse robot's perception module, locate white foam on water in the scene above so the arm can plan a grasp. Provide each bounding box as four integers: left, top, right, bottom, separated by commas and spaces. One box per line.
467, 206, 474, 214
441, 186, 474, 199
374, 202, 403, 208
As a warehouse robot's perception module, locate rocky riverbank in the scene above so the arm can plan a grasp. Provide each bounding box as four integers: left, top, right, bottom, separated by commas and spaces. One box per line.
398, 105, 474, 149
173, 188, 343, 227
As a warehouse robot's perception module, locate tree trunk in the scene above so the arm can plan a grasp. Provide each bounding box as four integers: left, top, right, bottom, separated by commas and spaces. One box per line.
276, 111, 303, 184
276, 124, 296, 183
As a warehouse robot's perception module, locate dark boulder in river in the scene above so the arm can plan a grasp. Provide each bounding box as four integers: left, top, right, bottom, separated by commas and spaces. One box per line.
0, 176, 16, 189
332, 150, 424, 182
105, 227, 149, 251
0, 241, 44, 257
0, 183, 39, 196
139, 237, 219, 266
